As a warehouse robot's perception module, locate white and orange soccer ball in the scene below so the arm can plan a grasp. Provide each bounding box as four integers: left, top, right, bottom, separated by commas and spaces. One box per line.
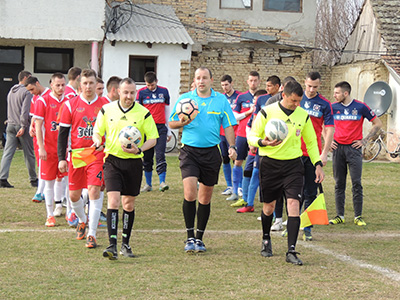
264, 118, 288, 141
118, 126, 142, 149
176, 98, 199, 121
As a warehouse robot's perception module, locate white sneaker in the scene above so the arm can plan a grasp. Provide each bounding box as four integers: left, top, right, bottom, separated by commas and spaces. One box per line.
53, 206, 63, 217
238, 187, 243, 197
221, 187, 233, 195
257, 216, 261, 221
226, 193, 238, 201
282, 220, 288, 226
271, 219, 283, 231
141, 184, 152, 192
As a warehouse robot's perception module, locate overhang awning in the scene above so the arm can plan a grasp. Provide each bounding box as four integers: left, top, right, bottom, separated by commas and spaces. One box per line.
105, 3, 194, 45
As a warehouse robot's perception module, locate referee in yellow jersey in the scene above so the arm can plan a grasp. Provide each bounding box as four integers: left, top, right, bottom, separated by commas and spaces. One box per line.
248, 81, 324, 265
93, 78, 158, 260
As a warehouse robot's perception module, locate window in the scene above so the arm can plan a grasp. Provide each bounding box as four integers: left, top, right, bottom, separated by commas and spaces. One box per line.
34, 47, 73, 73
0, 47, 24, 64
263, 0, 301, 12
129, 56, 157, 84
220, 0, 252, 9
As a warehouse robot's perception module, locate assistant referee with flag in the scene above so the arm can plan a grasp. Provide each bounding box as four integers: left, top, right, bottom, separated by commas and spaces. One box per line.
248, 80, 324, 265
93, 77, 158, 260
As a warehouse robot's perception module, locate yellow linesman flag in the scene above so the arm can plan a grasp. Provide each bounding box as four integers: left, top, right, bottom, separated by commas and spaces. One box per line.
300, 189, 329, 228
71, 147, 97, 169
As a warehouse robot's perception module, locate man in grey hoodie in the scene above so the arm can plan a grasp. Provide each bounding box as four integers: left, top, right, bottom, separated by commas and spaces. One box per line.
0, 70, 37, 188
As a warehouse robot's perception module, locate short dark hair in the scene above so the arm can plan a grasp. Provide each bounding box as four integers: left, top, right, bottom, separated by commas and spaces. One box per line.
306, 71, 321, 81
67, 67, 82, 81
96, 77, 104, 84
283, 80, 303, 97
220, 74, 233, 83
282, 76, 296, 86
18, 70, 32, 82
144, 71, 157, 83
196, 67, 213, 79
81, 69, 97, 79
50, 72, 65, 83
106, 76, 122, 91
120, 77, 135, 87
254, 89, 268, 97
24, 76, 39, 87
335, 81, 351, 94
249, 71, 260, 78
266, 75, 281, 86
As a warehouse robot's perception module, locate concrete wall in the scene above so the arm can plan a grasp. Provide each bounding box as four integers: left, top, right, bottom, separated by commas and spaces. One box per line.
207, 0, 317, 46
0, 39, 92, 86
0, 0, 104, 41
102, 40, 192, 108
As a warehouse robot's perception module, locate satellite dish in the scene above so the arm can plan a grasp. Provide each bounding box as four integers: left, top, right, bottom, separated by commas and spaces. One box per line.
364, 81, 393, 117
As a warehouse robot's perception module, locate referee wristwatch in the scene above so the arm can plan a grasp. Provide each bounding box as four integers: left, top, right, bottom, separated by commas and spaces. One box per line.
315, 161, 323, 168
229, 145, 237, 151
137, 148, 142, 155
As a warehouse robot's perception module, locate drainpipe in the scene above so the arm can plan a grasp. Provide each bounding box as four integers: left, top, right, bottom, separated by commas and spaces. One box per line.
91, 42, 99, 75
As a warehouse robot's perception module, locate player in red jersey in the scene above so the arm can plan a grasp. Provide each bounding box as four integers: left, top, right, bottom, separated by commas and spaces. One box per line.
64, 67, 81, 100
25, 77, 51, 203
58, 69, 109, 248
35, 73, 68, 226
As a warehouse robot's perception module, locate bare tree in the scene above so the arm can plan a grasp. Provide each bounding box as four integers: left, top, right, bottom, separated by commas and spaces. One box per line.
314, 0, 365, 66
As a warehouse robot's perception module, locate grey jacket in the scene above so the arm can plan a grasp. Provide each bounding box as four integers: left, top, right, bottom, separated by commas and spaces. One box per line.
7, 84, 32, 130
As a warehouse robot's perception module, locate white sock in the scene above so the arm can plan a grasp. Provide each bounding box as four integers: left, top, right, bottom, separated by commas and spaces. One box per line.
71, 198, 87, 224
54, 180, 63, 208
275, 217, 282, 224
88, 197, 103, 238
44, 180, 55, 217
81, 188, 89, 205
37, 177, 45, 195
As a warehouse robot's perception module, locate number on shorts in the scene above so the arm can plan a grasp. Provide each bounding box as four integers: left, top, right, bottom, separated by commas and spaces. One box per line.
96, 171, 103, 181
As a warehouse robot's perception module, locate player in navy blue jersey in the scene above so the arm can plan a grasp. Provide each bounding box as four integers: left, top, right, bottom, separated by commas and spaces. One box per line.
220, 74, 241, 196
136, 72, 171, 192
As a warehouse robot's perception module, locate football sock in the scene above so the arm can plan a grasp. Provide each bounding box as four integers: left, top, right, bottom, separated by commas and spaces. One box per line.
261, 210, 273, 240
122, 209, 135, 245
182, 199, 196, 239
159, 172, 166, 184
287, 216, 300, 251
54, 180, 63, 208
222, 163, 232, 188
232, 165, 243, 195
107, 209, 119, 245
88, 197, 103, 238
37, 177, 45, 196
241, 175, 251, 202
44, 180, 55, 217
247, 168, 259, 207
275, 196, 284, 219
145, 171, 152, 186
81, 188, 89, 205
71, 197, 87, 224
196, 202, 210, 241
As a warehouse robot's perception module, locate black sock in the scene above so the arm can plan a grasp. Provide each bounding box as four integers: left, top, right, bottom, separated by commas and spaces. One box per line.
195, 202, 210, 241
107, 209, 118, 245
183, 199, 196, 239
122, 209, 135, 245
287, 216, 300, 251
261, 210, 273, 240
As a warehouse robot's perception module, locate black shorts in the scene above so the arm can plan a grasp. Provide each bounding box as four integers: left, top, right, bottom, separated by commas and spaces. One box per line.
259, 156, 304, 203
179, 145, 222, 186
103, 154, 142, 197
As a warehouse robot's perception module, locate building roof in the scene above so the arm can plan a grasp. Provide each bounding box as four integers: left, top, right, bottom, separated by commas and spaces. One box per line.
370, 0, 400, 54
105, 3, 194, 45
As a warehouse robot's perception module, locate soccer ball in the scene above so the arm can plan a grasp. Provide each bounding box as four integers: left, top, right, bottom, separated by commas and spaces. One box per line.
176, 98, 199, 121
118, 126, 142, 149
264, 118, 288, 141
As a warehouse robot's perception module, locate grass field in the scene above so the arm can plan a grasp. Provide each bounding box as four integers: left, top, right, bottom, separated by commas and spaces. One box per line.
1, 150, 400, 299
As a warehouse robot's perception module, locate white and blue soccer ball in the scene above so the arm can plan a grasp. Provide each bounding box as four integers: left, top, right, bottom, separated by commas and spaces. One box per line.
264, 118, 288, 141
119, 126, 142, 149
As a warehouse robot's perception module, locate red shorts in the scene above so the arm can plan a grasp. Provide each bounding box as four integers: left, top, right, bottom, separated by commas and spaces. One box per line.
68, 151, 105, 190
40, 153, 67, 180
